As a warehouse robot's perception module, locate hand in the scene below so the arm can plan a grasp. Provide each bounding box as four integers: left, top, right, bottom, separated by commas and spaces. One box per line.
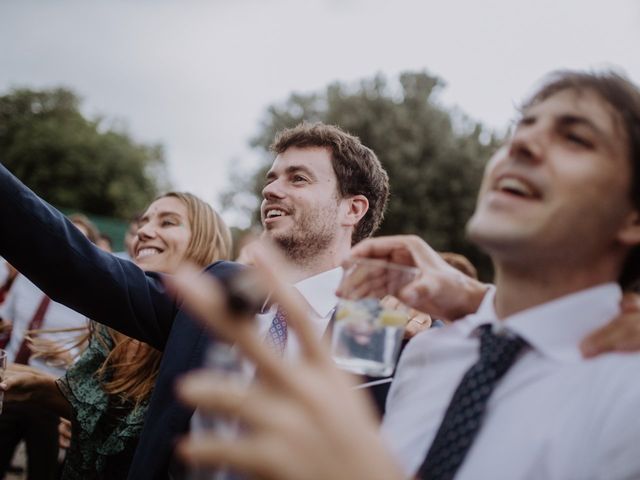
340, 235, 489, 321
59, 418, 72, 449
580, 293, 640, 357
380, 295, 431, 339
167, 244, 404, 480
0, 363, 56, 403
0, 318, 11, 335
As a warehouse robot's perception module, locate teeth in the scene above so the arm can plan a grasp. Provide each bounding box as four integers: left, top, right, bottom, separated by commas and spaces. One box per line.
496, 177, 535, 198
137, 248, 161, 259
267, 209, 286, 218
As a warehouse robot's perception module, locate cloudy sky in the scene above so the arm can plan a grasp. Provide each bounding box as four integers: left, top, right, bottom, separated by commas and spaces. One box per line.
2, 0, 639, 226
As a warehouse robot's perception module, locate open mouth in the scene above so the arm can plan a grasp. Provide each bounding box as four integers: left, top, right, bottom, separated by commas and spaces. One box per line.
136, 247, 163, 259
493, 176, 541, 200
266, 209, 288, 219
263, 205, 291, 222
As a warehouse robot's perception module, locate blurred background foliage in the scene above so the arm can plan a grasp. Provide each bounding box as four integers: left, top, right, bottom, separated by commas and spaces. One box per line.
222, 71, 502, 279
0, 87, 168, 220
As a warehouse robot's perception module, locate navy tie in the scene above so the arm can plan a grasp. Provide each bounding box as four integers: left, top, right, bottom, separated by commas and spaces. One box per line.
417, 324, 527, 480
266, 306, 288, 357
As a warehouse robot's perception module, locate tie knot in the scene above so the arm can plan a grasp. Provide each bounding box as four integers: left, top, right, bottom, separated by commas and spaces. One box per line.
477, 324, 527, 367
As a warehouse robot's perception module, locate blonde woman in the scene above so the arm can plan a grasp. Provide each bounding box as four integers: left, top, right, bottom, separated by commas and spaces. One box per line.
2, 192, 232, 479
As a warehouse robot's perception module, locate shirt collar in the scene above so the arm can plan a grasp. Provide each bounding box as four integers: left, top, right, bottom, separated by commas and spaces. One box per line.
292, 267, 342, 318
457, 283, 622, 363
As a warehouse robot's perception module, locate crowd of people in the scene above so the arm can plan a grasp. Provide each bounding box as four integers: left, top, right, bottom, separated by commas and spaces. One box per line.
0, 68, 640, 480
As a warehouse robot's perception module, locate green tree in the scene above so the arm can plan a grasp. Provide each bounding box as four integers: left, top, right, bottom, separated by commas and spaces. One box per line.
0, 87, 168, 218
223, 71, 501, 279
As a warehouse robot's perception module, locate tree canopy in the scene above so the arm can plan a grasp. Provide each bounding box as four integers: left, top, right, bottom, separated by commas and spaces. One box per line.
0, 87, 168, 219
223, 71, 501, 278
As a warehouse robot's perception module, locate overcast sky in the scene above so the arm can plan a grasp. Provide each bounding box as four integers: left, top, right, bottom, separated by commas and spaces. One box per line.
2, 0, 639, 227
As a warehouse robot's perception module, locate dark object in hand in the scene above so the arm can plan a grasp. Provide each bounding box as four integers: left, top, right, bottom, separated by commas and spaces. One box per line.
219, 269, 268, 317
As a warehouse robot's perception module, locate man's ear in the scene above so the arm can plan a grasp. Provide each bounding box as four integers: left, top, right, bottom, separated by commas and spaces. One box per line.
342, 195, 369, 227
618, 210, 640, 247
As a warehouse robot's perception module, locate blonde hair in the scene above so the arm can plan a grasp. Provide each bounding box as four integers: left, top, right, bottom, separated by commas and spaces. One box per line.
161, 191, 233, 265
99, 192, 232, 405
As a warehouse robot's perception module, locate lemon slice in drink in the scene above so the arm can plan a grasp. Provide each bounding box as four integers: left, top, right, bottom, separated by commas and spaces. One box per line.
378, 309, 408, 327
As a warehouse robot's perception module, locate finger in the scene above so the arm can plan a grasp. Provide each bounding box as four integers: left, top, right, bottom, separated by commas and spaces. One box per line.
347, 236, 415, 264
251, 242, 329, 364
165, 264, 295, 388
621, 292, 640, 312
177, 435, 270, 475
176, 371, 286, 430
397, 277, 437, 312
380, 296, 401, 310
580, 320, 634, 357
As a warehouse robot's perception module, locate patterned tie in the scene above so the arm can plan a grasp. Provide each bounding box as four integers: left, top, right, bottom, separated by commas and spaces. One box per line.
266, 306, 288, 356
417, 324, 527, 480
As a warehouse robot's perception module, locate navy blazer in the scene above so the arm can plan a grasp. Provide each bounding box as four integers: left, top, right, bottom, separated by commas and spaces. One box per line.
0, 163, 241, 479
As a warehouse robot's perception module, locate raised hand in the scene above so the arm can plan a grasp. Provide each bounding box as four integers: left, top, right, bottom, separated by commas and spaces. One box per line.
167, 243, 403, 480
581, 293, 640, 357
340, 235, 489, 321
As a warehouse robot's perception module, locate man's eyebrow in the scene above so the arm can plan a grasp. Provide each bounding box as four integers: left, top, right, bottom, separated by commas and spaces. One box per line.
557, 114, 606, 138
284, 165, 316, 178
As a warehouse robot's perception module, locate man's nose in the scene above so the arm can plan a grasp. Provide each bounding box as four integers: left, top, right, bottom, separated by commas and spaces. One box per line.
508, 122, 545, 165
262, 179, 286, 200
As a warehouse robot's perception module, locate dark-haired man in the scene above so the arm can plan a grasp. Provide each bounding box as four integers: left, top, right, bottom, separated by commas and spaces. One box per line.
254, 123, 389, 360
379, 71, 640, 479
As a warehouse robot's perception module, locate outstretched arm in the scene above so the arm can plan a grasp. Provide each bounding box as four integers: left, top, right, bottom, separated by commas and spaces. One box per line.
0, 162, 177, 350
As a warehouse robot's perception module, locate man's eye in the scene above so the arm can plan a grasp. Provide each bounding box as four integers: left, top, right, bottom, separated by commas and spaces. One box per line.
292, 175, 308, 183
565, 132, 593, 148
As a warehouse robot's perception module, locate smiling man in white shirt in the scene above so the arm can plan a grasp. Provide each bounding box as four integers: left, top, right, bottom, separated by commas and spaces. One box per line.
254, 123, 390, 353
378, 71, 640, 480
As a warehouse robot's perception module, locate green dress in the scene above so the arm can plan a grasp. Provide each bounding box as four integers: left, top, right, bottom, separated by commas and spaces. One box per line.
56, 326, 151, 479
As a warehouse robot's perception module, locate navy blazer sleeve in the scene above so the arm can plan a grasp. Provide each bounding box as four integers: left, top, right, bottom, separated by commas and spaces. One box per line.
0, 162, 230, 351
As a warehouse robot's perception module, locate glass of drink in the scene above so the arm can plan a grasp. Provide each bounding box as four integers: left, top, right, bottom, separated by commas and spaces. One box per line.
332, 259, 418, 377
0, 349, 7, 414
188, 342, 251, 480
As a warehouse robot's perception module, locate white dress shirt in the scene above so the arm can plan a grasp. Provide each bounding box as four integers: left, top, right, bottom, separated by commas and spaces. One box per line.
382, 283, 640, 480
256, 267, 342, 361
0, 274, 89, 376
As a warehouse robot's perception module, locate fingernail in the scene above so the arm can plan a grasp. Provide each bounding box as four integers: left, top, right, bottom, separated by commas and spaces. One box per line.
580, 342, 597, 358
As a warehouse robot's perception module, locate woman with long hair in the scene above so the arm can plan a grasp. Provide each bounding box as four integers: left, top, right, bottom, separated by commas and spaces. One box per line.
2, 192, 232, 479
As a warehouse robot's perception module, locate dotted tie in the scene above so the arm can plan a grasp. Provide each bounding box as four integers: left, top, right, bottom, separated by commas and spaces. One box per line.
266, 306, 288, 357
417, 324, 527, 480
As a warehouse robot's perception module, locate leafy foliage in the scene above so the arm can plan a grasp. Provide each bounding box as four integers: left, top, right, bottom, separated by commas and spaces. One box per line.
0, 87, 168, 218
223, 71, 502, 278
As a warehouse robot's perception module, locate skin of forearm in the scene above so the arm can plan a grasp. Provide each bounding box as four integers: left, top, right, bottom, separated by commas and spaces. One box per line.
31, 377, 72, 418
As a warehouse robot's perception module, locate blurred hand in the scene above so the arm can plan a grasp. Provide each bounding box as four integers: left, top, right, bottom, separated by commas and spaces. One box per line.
380, 295, 431, 339
59, 418, 72, 449
0, 363, 56, 403
167, 244, 403, 480
0, 318, 11, 335
581, 293, 640, 357
339, 235, 489, 321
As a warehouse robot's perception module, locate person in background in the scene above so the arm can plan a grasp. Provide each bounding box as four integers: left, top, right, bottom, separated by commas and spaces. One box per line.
1, 192, 232, 479
0, 214, 99, 480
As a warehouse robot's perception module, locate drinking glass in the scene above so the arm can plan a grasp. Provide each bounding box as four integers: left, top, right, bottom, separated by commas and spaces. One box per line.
0, 349, 7, 414
332, 259, 418, 377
